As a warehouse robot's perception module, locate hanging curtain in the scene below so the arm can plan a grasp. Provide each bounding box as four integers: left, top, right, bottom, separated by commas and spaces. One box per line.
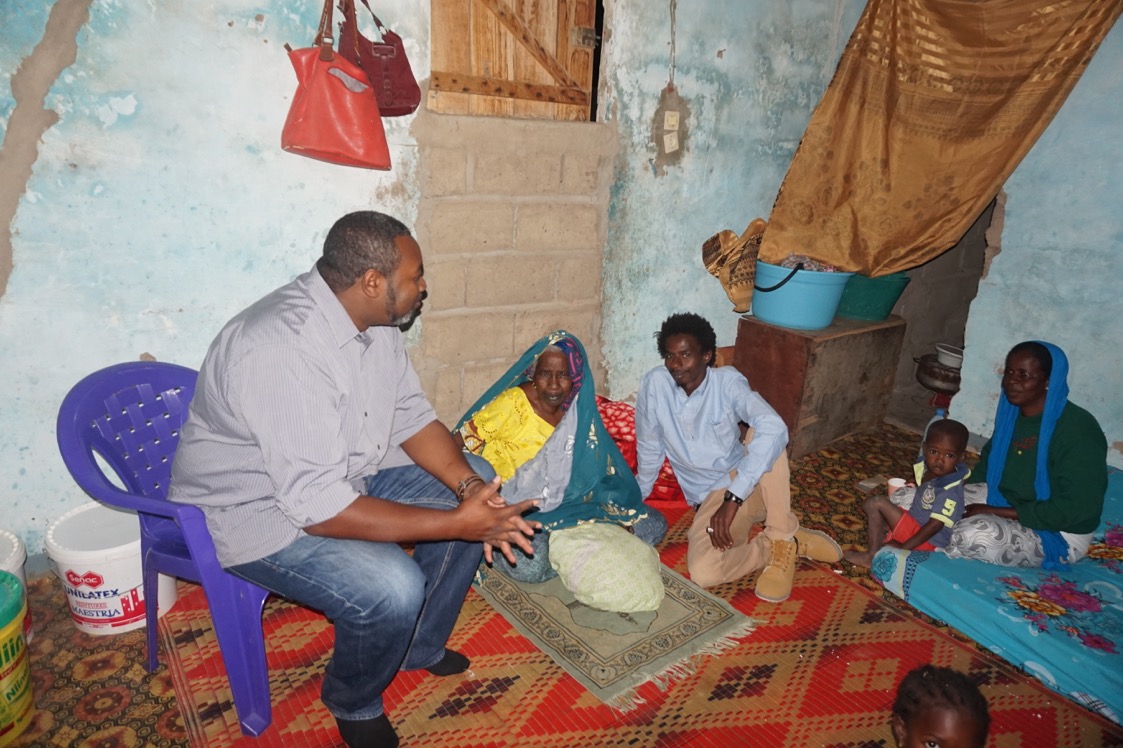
757, 0, 1121, 276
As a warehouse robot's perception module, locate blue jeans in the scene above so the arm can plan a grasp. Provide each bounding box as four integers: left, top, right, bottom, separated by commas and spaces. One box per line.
229, 455, 494, 720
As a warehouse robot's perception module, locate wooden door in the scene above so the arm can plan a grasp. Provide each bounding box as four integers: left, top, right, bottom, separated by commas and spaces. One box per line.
429, 0, 596, 121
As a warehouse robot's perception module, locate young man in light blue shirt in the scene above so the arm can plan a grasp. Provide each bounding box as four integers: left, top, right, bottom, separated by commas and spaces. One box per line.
635, 313, 842, 602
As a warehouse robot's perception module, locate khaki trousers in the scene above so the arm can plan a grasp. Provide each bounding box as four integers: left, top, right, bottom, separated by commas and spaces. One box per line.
686, 431, 798, 588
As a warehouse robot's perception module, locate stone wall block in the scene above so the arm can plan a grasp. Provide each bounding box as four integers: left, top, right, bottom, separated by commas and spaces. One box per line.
430, 365, 464, 425
516, 203, 600, 252
466, 256, 558, 306
423, 147, 468, 196
473, 152, 563, 195
429, 202, 515, 254
422, 312, 516, 365
425, 260, 466, 311
560, 154, 602, 195
458, 359, 517, 413
514, 305, 599, 354
558, 254, 602, 302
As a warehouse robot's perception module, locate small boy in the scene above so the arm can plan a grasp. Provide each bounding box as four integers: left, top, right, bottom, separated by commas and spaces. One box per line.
845, 419, 971, 568
891, 664, 990, 748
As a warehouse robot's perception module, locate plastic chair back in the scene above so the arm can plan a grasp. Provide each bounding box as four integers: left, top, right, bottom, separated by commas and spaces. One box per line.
56, 361, 272, 736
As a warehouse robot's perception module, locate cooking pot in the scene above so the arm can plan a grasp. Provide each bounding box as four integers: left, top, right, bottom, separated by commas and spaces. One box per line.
914, 353, 961, 395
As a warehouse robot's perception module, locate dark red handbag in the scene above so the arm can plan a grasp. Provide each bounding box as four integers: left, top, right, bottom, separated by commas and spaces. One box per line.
338, 0, 422, 117
281, 0, 390, 169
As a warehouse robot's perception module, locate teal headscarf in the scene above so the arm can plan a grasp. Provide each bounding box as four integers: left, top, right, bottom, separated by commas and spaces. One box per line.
985, 341, 1070, 570
456, 330, 650, 532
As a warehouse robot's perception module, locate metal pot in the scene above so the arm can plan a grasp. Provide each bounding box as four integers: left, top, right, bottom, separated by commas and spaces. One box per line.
914, 353, 961, 395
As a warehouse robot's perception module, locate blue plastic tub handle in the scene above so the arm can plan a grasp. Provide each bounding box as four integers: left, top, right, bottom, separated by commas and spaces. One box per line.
754, 263, 803, 293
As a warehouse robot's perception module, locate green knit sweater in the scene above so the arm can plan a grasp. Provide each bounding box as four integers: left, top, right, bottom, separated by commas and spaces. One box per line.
968, 401, 1107, 534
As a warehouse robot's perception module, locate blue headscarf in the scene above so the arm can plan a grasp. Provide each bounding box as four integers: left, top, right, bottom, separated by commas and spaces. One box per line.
985, 341, 1070, 570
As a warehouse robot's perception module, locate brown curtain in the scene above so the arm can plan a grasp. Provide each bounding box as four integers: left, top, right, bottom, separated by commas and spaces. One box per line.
758, 0, 1122, 276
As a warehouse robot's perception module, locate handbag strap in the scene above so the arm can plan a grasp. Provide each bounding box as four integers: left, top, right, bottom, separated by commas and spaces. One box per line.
353, 0, 390, 38
314, 0, 335, 61
338, 0, 363, 59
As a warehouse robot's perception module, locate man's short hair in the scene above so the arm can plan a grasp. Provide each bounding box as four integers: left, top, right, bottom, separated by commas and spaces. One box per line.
318, 211, 411, 292
926, 418, 969, 453
655, 313, 717, 365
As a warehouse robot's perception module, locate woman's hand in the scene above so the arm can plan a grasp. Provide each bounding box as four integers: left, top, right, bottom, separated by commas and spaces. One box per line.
964, 504, 1018, 520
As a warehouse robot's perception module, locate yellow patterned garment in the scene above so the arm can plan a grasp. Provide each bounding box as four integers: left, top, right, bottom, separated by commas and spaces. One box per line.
459, 387, 555, 481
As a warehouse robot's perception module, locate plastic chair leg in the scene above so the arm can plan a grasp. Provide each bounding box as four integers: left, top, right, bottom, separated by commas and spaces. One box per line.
204, 576, 272, 736
143, 563, 162, 672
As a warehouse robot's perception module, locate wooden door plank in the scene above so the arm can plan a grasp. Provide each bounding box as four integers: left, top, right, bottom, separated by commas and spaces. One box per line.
478, 0, 579, 87
427, 0, 593, 119
430, 71, 588, 104
470, 0, 514, 116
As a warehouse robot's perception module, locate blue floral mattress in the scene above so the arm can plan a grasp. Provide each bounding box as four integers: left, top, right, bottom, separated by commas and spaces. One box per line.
873, 468, 1123, 724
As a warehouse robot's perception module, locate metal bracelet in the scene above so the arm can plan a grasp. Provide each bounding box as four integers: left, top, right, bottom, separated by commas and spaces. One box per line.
455, 473, 485, 500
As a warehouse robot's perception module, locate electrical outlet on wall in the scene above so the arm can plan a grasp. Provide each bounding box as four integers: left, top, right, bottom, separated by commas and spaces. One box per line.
650, 84, 689, 175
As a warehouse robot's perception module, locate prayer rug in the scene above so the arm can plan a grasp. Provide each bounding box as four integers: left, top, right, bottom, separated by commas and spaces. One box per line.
473, 564, 756, 710
160, 516, 1123, 747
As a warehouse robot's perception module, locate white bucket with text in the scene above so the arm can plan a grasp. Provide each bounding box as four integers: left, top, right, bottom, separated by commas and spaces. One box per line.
45, 502, 177, 635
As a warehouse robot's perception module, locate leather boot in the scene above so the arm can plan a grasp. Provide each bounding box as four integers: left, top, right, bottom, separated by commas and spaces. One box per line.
754, 537, 797, 603
794, 528, 843, 563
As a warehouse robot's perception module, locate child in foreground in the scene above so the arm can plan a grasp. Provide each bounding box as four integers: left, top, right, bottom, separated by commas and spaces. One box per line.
845, 419, 971, 567
891, 664, 990, 748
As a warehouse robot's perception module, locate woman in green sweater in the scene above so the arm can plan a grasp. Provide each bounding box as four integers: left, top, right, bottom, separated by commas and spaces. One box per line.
944, 341, 1107, 569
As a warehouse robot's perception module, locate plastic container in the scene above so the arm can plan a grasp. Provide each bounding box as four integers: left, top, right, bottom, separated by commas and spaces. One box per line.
835, 272, 911, 321
935, 344, 963, 369
0, 530, 31, 643
751, 260, 854, 331
0, 571, 32, 747
45, 502, 177, 635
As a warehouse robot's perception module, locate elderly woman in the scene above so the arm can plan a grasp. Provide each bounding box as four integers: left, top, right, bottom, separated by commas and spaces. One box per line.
455, 331, 667, 610
944, 341, 1108, 569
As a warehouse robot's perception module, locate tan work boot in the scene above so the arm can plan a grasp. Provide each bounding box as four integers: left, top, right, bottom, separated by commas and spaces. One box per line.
755, 537, 796, 603
794, 528, 843, 563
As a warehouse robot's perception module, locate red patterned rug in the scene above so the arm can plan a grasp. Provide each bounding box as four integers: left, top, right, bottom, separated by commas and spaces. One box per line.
161, 506, 1123, 747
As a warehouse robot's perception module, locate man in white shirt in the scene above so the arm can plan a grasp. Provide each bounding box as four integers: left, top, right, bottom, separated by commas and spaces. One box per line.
635, 312, 842, 602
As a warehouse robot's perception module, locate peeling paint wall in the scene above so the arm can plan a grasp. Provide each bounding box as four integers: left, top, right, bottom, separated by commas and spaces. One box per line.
599, 0, 864, 395
957, 22, 1123, 468
0, 0, 427, 556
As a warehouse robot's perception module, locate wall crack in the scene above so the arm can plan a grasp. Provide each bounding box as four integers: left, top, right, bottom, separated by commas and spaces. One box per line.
0, 0, 92, 298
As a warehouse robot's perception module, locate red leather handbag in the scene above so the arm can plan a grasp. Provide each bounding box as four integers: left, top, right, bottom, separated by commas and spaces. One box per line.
338, 0, 422, 117
280, 0, 391, 169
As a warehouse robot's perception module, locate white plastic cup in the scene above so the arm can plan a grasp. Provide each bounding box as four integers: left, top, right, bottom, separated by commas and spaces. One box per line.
887, 478, 907, 494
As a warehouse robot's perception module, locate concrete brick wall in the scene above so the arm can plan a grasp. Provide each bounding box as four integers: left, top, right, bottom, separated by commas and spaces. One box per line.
410, 112, 619, 425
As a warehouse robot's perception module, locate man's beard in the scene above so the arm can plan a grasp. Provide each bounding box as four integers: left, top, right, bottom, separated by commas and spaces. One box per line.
386, 284, 419, 328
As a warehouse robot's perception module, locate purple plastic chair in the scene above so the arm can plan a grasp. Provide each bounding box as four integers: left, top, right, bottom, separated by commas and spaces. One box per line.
56, 361, 272, 736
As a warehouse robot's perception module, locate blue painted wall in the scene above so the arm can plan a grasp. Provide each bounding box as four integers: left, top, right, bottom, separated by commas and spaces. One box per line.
956, 21, 1123, 466
599, 0, 865, 394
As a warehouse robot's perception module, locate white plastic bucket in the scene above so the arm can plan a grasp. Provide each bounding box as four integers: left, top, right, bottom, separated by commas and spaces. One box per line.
45, 502, 177, 635
0, 530, 31, 643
